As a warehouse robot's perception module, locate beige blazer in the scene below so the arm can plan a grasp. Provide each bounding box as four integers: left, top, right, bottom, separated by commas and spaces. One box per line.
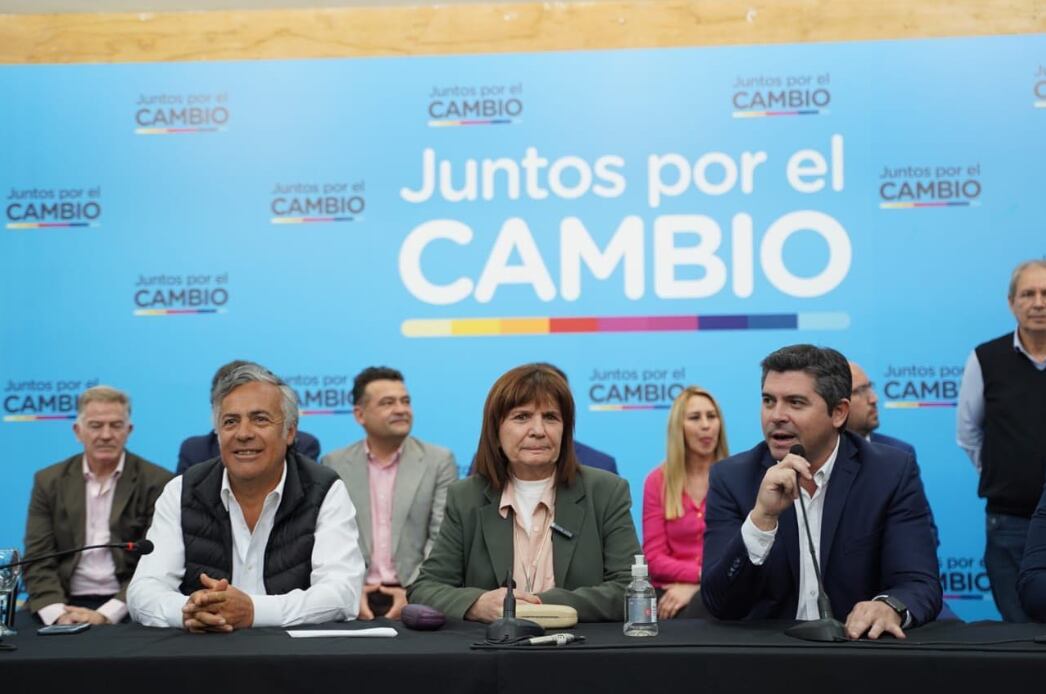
321, 436, 457, 585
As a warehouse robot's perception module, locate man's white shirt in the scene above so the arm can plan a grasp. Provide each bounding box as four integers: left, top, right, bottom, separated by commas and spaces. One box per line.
741, 437, 840, 620
128, 462, 365, 628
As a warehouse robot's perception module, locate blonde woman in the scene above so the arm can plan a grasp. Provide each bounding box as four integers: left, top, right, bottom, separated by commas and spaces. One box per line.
642, 386, 729, 619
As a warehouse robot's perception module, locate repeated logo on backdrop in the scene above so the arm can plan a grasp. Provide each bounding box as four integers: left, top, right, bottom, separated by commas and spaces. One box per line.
133, 272, 230, 316
877, 163, 982, 209
3, 378, 97, 422
134, 91, 230, 135
270, 181, 366, 225
731, 70, 832, 118
5, 185, 102, 229
940, 554, 991, 604
284, 373, 354, 416
587, 365, 688, 412
881, 362, 964, 410
427, 81, 524, 127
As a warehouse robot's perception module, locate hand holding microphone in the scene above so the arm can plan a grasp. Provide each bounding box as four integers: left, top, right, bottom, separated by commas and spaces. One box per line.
751, 443, 812, 531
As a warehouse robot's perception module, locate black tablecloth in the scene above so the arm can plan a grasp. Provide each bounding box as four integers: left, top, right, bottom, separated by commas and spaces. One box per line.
3, 611, 1045, 693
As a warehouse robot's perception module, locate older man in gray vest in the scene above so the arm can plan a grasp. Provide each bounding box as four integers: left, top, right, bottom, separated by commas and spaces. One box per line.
128, 362, 365, 631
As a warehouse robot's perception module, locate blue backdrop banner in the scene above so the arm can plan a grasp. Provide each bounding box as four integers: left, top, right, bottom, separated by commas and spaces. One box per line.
3, 34, 1044, 621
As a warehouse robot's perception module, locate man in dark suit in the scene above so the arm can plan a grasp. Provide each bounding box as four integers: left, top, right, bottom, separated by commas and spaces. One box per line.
176, 360, 320, 474
1018, 484, 1046, 621
23, 386, 172, 625
701, 345, 941, 639
846, 361, 917, 457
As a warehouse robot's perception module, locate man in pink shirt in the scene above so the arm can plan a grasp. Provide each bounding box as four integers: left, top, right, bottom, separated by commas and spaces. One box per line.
22, 386, 172, 625
322, 367, 457, 620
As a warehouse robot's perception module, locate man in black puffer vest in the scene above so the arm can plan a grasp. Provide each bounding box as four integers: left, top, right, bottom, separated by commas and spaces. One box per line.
128, 362, 365, 631
957, 260, 1046, 622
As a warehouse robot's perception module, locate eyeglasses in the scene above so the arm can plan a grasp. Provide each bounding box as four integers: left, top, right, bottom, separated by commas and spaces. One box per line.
851, 382, 875, 398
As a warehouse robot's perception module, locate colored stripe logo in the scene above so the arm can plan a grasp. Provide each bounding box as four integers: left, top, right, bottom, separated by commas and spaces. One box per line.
428, 119, 520, 127
879, 201, 979, 209
133, 308, 227, 316
271, 217, 355, 224
301, 409, 353, 416
135, 127, 227, 135
4, 414, 77, 422
589, 404, 672, 412
942, 594, 983, 601
884, 401, 957, 409
7, 222, 100, 229
401, 311, 850, 338
733, 109, 824, 118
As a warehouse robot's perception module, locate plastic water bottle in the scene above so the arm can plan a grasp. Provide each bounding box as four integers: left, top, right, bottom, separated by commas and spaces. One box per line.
623, 554, 658, 636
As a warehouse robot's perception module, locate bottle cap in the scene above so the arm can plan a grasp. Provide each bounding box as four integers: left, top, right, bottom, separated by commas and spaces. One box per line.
631, 554, 648, 578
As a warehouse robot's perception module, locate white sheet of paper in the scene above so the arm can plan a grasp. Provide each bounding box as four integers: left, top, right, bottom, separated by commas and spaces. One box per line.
286, 627, 398, 638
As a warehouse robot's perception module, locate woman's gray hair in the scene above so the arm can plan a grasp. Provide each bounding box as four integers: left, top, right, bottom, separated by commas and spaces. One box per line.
210, 362, 299, 436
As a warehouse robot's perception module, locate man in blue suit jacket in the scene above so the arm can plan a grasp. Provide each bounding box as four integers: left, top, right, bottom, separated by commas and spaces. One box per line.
847, 361, 917, 457
1016, 485, 1046, 619
702, 345, 941, 639
1017, 485, 1046, 621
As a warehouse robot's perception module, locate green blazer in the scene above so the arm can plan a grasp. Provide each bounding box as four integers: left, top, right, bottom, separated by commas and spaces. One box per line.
23, 451, 173, 614
408, 466, 640, 622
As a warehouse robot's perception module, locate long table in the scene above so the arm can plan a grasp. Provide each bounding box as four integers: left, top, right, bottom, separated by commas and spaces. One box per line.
3, 612, 1045, 693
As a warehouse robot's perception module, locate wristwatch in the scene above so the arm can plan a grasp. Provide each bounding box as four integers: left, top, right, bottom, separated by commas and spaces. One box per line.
873, 595, 909, 625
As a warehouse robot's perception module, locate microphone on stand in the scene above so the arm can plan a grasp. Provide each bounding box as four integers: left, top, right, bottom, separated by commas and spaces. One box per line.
0, 540, 154, 571
485, 508, 545, 643
783, 444, 846, 643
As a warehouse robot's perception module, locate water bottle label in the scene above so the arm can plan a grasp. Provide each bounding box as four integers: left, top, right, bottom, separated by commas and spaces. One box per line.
627, 597, 657, 624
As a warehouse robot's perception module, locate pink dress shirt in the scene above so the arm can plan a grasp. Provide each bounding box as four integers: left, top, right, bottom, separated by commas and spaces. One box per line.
642, 465, 705, 589
365, 444, 402, 585
39, 455, 128, 625
498, 479, 556, 595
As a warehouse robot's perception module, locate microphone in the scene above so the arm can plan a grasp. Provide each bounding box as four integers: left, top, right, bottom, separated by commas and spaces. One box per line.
525, 633, 584, 646
485, 508, 545, 643
784, 443, 846, 643
0, 540, 154, 570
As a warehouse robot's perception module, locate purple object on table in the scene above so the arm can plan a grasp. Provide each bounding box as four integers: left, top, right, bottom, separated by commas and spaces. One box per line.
401, 604, 446, 631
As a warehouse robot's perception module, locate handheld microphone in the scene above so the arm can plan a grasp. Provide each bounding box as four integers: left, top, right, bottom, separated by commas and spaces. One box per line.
0, 540, 154, 570
784, 444, 846, 643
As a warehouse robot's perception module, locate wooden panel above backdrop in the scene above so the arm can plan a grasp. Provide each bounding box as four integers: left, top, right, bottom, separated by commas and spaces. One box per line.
0, 0, 1043, 64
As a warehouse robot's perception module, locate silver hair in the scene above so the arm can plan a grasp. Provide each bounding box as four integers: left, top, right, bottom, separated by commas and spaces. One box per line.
76, 385, 131, 426
210, 362, 299, 436
1009, 259, 1046, 301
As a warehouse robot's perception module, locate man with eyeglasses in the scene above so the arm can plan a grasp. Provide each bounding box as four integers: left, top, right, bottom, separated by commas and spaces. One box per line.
846, 362, 916, 458
958, 259, 1046, 622
848, 361, 947, 563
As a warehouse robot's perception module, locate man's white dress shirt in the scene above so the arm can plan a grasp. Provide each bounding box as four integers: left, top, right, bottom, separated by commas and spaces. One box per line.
128, 462, 365, 628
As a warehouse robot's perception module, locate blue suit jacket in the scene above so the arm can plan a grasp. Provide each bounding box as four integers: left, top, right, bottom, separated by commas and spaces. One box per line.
176, 430, 321, 474
701, 431, 942, 626
574, 441, 618, 474
1017, 484, 1046, 621
870, 432, 916, 459
868, 431, 939, 545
